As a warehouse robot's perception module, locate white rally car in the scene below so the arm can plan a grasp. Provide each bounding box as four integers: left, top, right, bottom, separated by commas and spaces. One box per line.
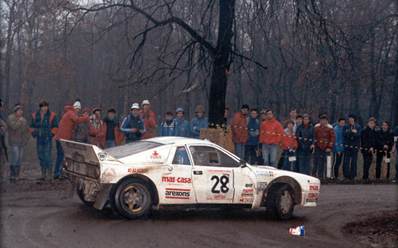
61, 137, 320, 220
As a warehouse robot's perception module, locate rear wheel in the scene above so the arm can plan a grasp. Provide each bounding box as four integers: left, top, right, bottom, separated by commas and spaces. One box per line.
111, 178, 152, 220
266, 184, 294, 220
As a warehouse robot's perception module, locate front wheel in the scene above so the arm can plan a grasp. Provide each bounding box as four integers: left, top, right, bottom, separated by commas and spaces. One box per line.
266, 184, 294, 220
111, 178, 152, 220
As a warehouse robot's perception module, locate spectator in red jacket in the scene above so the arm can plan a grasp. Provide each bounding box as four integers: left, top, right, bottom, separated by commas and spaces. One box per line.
140, 100, 156, 139
53, 100, 89, 180
259, 109, 283, 167
89, 108, 105, 147
231, 104, 250, 159
312, 115, 336, 179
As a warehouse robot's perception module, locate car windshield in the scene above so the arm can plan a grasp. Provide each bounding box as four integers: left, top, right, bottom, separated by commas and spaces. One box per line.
104, 141, 163, 159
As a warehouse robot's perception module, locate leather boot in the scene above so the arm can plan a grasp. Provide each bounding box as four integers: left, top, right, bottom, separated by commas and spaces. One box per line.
38, 168, 46, 180
46, 169, 53, 181
10, 165, 16, 183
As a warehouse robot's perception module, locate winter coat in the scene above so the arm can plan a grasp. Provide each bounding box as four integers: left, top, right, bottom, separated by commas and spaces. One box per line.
99, 117, 124, 148
231, 112, 249, 144
29, 108, 59, 140
190, 115, 208, 139
159, 119, 176, 136
331, 125, 345, 153
54, 106, 89, 141
376, 129, 394, 152
360, 126, 377, 155
174, 118, 189, 137
314, 123, 335, 150
343, 123, 361, 149
259, 117, 283, 145
282, 128, 298, 151
140, 109, 156, 139
72, 121, 91, 143
6, 113, 30, 147
89, 118, 105, 147
246, 116, 260, 146
120, 114, 146, 141
296, 124, 315, 152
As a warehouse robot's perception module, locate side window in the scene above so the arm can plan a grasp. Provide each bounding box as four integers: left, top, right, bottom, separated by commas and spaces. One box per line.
172, 147, 191, 165
189, 146, 239, 167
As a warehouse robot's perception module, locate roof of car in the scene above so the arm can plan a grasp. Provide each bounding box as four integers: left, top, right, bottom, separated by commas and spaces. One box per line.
146, 136, 212, 146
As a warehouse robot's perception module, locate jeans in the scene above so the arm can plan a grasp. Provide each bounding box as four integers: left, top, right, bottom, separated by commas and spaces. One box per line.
262, 143, 277, 167
244, 145, 257, 164
282, 150, 296, 171
104, 139, 116, 149
54, 141, 65, 176
332, 152, 343, 178
343, 148, 358, 179
37, 138, 53, 169
297, 150, 311, 175
234, 143, 245, 159
362, 153, 373, 180
312, 147, 329, 179
10, 146, 24, 165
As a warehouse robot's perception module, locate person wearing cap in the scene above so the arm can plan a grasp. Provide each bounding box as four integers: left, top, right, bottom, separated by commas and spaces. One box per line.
259, 109, 284, 167
159, 111, 176, 137
312, 115, 335, 180
120, 103, 146, 143
174, 107, 189, 137
71, 108, 91, 144
140, 100, 156, 139
231, 104, 250, 159
6, 103, 30, 183
189, 105, 208, 139
89, 108, 105, 147
99, 108, 124, 148
0, 99, 7, 167
260, 109, 267, 123
54, 99, 90, 180
29, 100, 59, 181
342, 113, 361, 180
296, 114, 316, 175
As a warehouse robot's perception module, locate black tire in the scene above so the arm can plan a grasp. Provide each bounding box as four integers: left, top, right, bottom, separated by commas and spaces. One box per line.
111, 178, 152, 220
266, 184, 294, 220
76, 188, 94, 206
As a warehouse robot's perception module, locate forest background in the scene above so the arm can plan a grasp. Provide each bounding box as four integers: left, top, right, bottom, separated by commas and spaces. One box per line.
1, 0, 397, 128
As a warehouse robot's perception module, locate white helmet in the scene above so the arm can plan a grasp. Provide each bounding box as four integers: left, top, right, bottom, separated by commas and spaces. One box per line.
142, 100, 150, 106
131, 103, 140, 110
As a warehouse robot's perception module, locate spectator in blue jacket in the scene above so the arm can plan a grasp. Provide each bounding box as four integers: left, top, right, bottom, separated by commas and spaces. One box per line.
331, 117, 345, 178
245, 108, 260, 164
190, 105, 208, 139
295, 114, 315, 175
159, 111, 176, 137
174, 108, 189, 137
120, 103, 146, 143
342, 113, 361, 180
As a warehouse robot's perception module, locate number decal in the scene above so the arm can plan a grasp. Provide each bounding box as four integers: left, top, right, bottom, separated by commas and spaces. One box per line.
211, 175, 229, 193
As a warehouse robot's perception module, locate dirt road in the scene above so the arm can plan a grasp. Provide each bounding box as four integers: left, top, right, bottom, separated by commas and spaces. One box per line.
1, 177, 396, 248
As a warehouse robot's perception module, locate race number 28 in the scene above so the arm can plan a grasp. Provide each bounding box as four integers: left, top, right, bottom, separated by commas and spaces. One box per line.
211, 175, 229, 193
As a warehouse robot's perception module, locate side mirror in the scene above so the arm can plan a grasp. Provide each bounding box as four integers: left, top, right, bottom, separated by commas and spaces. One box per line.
239, 159, 247, 168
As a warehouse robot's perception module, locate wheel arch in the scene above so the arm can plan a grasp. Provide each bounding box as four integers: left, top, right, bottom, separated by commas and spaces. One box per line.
263, 176, 301, 205
114, 174, 159, 206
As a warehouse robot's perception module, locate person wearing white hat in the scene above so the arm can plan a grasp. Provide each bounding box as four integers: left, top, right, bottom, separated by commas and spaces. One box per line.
140, 100, 156, 139
120, 103, 146, 143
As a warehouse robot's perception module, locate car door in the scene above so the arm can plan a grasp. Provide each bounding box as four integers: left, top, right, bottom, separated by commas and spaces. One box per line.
189, 145, 237, 204
158, 146, 196, 204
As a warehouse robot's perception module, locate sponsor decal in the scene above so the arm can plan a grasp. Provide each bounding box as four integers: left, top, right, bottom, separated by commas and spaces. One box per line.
214, 195, 226, 200
66, 142, 87, 151
162, 176, 191, 183
239, 197, 253, 203
306, 198, 317, 203
242, 189, 254, 196
257, 182, 267, 189
245, 183, 253, 188
308, 193, 318, 198
128, 168, 148, 173
309, 183, 319, 191
150, 150, 162, 160
208, 169, 232, 173
165, 188, 190, 199
98, 152, 106, 161
255, 170, 273, 177
102, 168, 116, 182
